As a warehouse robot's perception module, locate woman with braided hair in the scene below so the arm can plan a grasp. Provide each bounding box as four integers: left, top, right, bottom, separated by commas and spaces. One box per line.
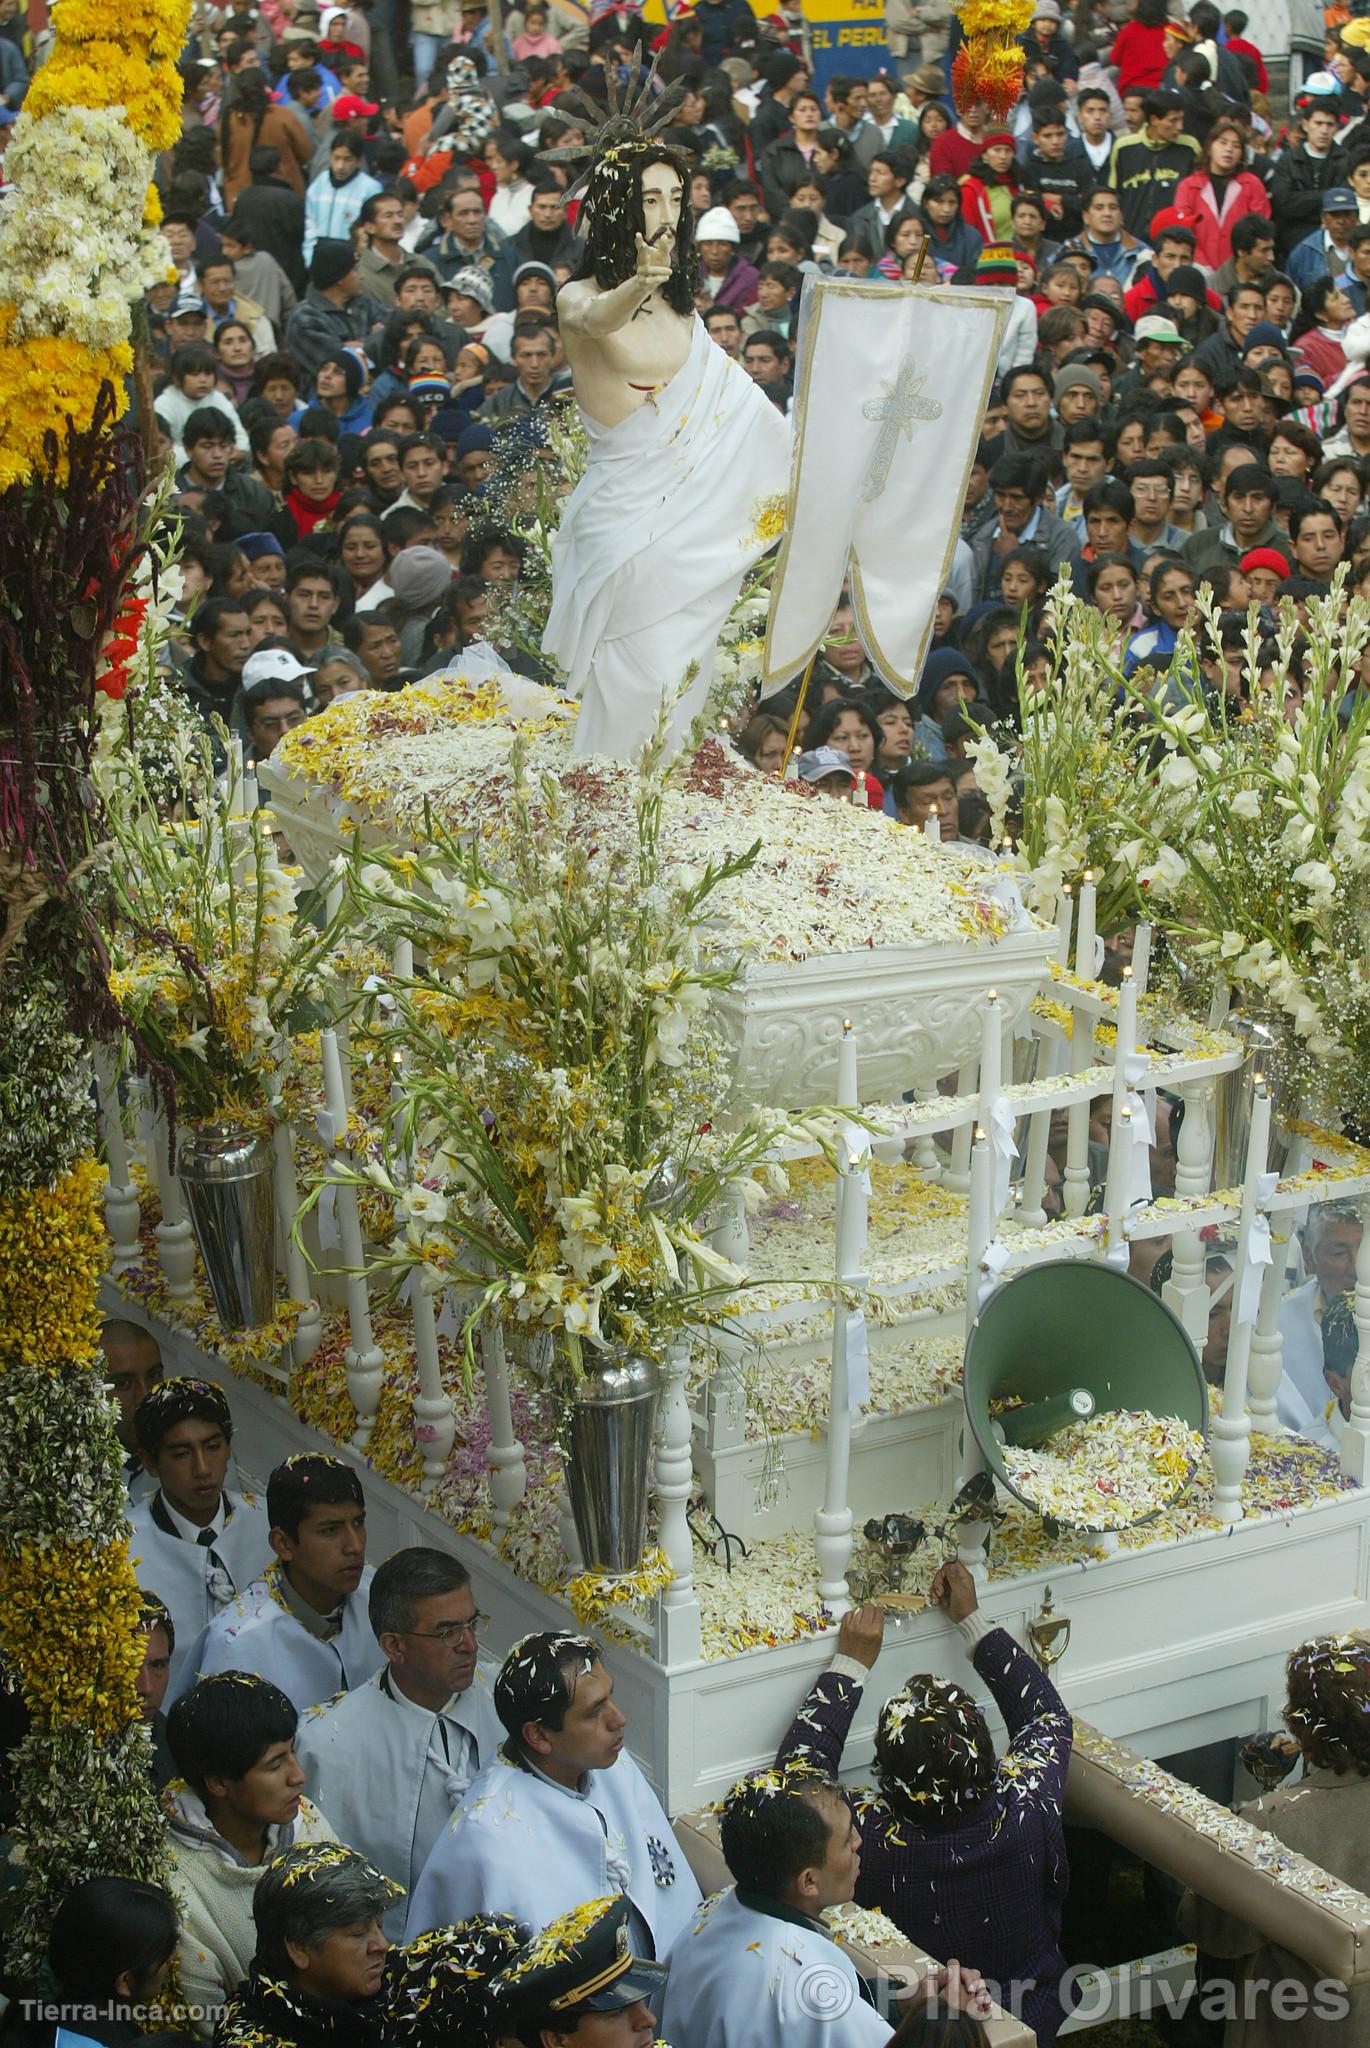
1180, 1634, 1370, 2044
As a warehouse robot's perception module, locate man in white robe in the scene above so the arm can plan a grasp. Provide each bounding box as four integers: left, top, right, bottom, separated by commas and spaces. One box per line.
1279, 1204, 1362, 1443
295, 1545, 502, 1934
406, 1630, 700, 1958
545, 142, 790, 761
126, 1378, 273, 1699
193, 1453, 381, 1710
660, 1759, 902, 2048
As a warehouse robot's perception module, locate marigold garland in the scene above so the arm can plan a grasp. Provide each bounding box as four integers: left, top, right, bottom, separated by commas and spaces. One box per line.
952, 0, 1034, 120
0, 1158, 109, 1369
0, 1537, 146, 1730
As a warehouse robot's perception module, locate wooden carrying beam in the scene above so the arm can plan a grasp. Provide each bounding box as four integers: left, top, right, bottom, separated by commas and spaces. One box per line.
1065, 1722, 1370, 1985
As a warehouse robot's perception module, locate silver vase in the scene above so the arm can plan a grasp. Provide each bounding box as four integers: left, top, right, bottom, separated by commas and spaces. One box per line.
176, 1121, 277, 1330
565, 1351, 660, 1574
1211, 1012, 1303, 1191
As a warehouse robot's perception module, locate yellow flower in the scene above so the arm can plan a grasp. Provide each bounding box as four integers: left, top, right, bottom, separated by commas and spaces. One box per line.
0, 1535, 145, 1736
0, 1157, 107, 1370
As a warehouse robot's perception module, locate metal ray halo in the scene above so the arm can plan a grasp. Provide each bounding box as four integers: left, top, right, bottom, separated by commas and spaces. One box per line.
539, 49, 688, 200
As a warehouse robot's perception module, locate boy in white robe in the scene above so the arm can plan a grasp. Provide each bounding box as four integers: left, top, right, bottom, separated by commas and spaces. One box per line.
296, 1545, 503, 1935
660, 1759, 895, 2048
406, 1630, 700, 1958
193, 1453, 382, 1710
164, 1670, 337, 2037
126, 1377, 273, 1699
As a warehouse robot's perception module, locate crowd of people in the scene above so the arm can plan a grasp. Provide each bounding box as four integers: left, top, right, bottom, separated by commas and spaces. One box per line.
65, 0, 1370, 822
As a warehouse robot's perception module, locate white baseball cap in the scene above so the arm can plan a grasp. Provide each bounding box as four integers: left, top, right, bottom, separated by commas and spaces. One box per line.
243, 648, 315, 690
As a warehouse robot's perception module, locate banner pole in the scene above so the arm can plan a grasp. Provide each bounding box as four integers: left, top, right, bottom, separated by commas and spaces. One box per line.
779, 650, 819, 777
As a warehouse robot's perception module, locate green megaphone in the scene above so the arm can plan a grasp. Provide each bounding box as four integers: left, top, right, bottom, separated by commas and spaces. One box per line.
964, 1259, 1209, 1533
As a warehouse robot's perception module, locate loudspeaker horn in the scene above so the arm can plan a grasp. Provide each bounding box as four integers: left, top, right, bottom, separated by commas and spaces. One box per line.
964, 1259, 1209, 1534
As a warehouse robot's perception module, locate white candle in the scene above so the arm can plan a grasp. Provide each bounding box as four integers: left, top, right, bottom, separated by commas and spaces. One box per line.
1054, 885, 1073, 971
965, 1127, 993, 1343
979, 990, 1001, 1106
1115, 967, 1137, 1061
923, 811, 941, 844
837, 1019, 858, 1110
1075, 871, 1097, 979
1132, 921, 1152, 999
393, 937, 414, 982
243, 766, 260, 814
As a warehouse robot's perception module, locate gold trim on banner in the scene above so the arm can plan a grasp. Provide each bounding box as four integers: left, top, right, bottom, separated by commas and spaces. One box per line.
760, 279, 1012, 702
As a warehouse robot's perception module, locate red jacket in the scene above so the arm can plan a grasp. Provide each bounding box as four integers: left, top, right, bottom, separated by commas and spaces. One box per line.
1225, 32, 1268, 92
1109, 19, 1168, 93
1171, 168, 1271, 271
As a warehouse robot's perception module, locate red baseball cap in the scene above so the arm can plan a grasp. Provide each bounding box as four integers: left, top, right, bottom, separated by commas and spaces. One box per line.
333, 92, 379, 119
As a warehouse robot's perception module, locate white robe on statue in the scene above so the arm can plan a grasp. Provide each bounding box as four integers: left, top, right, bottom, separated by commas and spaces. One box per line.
405, 1747, 701, 1958
188, 1565, 382, 1711
128, 1489, 274, 1700
295, 1662, 503, 1935
544, 314, 790, 761
660, 1887, 892, 2048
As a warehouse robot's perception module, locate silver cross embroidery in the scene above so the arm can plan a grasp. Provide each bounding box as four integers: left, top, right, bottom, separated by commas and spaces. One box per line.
860, 355, 943, 502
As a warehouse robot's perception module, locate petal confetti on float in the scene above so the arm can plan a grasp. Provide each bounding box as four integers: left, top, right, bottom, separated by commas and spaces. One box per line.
999, 1411, 1207, 1532
270, 687, 1010, 965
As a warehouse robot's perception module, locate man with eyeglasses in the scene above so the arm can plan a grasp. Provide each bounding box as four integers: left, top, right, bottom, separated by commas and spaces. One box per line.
295, 1546, 501, 1933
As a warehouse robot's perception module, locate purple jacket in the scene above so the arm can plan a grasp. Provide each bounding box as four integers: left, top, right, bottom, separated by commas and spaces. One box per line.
708, 254, 760, 313
777, 1624, 1074, 2043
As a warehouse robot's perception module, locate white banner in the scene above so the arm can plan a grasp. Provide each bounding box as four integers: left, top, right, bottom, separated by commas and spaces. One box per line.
762, 277, 1011, 698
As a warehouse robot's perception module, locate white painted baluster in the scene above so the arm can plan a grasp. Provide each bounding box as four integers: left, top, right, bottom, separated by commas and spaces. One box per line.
321, 1028, 384, 1446
482, 1320, 527, 1536
410, 1276, 456, 1490
275, 1120, 322, 1364
710, 1180, 749, 1270
1163, 1078, 1215, 1344
1340, 1196, 1370, 1483
95, 1048, 141, 1270
654, 1331, 703, 1665
1062, 1000, 1093, 1219
945, 1065, 975, 1196
149, 1099, 197, 1299
1246, 1213, 1289, 1435
1018, 1030, 1063, 1227
1211, 1082, 1271, 1523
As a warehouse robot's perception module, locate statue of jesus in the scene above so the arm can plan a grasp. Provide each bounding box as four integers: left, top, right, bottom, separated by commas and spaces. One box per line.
542, 138, 792, 760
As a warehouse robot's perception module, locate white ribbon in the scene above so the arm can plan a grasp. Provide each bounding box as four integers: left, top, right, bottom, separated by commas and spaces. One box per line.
1237, 1211, 1274, 1327
361, 973, 396, 1012
1126, 1089, 1155, 1205
988, 1093, 1018, 1215
979, 1236, 1012, 1306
